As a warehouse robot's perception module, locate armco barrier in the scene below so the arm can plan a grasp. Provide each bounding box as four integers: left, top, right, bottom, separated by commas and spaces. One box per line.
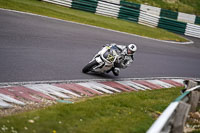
158, 18, 187, 34
103, 0, 120, 4
195, 16, 200, 25
120, 0, 140, 10
147, 80, 200, 133
140, 4, 161, 16
118, 6, 140, 22
138, 11, 159, 27
71, 0, 98, 13
42, 0, 200, 38
120, 0, 200, 25
160, 9, 178, 20
43, 0, 72, 7
185, 23, 200, 38
96, 1, 120, 18
178, 12, 196, 24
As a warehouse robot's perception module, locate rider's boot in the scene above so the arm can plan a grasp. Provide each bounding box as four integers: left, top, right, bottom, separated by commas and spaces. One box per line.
112, 67, 120, 76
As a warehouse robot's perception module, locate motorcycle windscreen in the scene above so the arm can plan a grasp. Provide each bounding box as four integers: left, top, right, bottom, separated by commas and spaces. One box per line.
103, 49, 118, 63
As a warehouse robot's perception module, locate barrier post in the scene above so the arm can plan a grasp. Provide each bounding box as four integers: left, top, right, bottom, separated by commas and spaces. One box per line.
186, 80, 198, 89
189, 91, 200, 112
171, 101, 191, 133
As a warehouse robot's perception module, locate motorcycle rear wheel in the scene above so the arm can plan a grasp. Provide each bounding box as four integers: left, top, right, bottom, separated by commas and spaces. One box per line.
82, 60, 99, 73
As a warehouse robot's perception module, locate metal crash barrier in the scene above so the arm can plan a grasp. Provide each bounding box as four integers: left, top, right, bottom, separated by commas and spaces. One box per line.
41, 0, 200, 38
147, 80, 200, 133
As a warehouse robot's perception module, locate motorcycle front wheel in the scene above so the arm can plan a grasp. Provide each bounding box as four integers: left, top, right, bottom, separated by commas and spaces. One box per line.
82, 60, 99, 73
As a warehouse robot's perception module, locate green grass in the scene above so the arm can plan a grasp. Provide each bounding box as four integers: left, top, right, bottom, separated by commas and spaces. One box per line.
0, 87, 183, 133
0, 0, 188, 42
126, 0, 200, 15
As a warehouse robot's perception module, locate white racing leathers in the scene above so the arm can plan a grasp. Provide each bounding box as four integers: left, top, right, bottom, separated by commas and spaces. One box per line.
82, 43, 134, 76
110, 44, 134, 69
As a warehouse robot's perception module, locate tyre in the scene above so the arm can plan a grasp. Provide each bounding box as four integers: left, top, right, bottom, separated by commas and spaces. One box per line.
82, 60, 99, 73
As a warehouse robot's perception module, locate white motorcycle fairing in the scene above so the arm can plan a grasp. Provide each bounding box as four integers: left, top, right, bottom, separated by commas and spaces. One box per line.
82, 46, 120, 74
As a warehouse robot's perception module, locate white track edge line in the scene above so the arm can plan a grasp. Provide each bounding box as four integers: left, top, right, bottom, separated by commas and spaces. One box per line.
0, 77, 199, 86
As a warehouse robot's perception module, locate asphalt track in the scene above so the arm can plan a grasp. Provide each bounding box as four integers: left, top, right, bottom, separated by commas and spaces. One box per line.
0, 9, 200, 83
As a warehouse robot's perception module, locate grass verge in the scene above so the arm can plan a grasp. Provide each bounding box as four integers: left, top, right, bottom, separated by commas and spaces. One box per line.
0, 87, 183, 133
0, 0, 188, 42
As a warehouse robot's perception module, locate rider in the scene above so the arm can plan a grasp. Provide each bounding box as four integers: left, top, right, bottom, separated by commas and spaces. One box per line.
108, 43, 137, 76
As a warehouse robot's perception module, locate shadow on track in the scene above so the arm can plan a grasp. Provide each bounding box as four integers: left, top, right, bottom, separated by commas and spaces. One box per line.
81, 71, 119, 79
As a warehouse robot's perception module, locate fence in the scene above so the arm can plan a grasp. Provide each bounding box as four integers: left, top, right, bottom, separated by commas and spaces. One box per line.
71, 0, 98, 13
185, 23, 200, 38
119, 0, 200, 25
118, 6, 140, 22
147, 80, 200, 133
138, 11, 159, 27
158, 17, 187, 34
42, 0, 200, 38
96, 1, 120, 17
43, 0, 72, 7
160, 9, 178, 20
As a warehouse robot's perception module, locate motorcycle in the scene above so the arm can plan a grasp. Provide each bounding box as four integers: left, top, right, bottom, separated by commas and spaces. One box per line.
82, 45, 120, 76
